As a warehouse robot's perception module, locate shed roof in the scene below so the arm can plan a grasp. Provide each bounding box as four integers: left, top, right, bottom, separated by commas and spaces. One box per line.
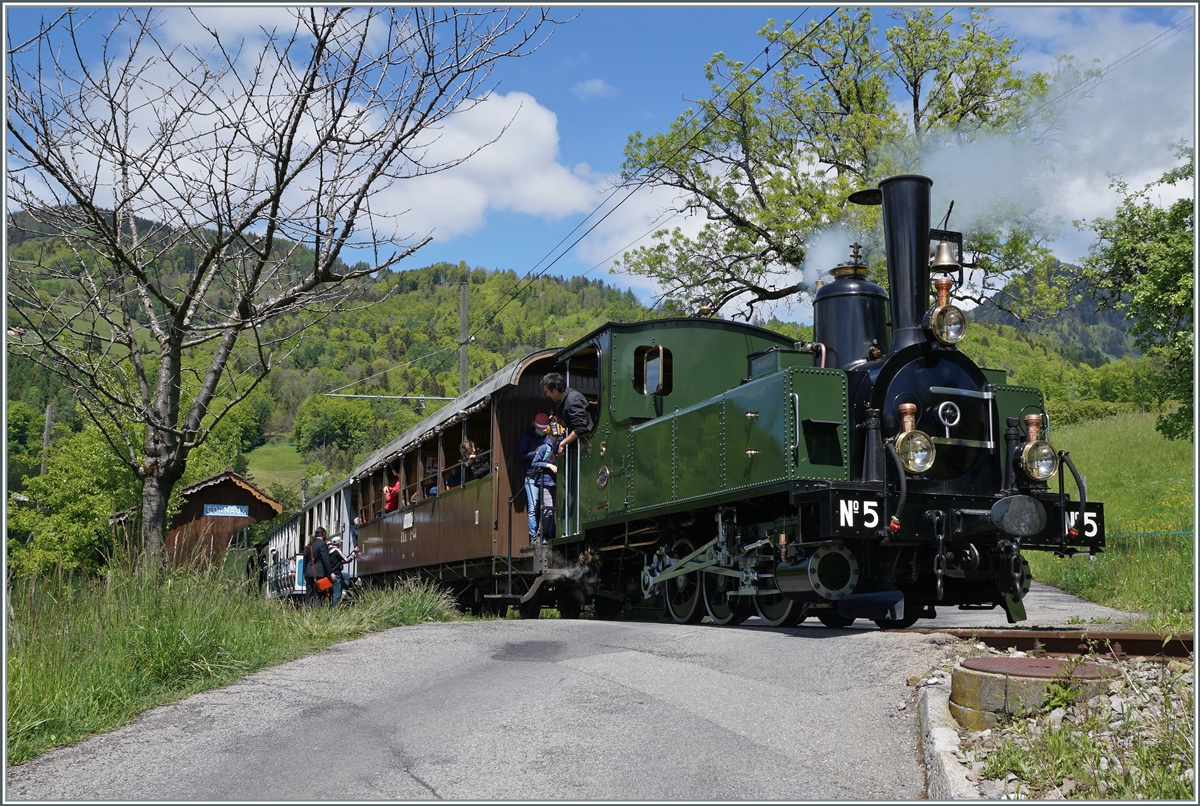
178, 468, 283, 516
109, 468, 282, 525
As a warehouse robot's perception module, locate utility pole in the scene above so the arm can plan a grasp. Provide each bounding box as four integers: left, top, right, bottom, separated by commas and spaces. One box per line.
459, 281, 469, 396
39, 403, 53, 476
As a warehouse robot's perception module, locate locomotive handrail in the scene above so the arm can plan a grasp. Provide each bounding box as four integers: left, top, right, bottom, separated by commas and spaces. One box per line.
930, 385, 993, 399
791, 392, 800, 451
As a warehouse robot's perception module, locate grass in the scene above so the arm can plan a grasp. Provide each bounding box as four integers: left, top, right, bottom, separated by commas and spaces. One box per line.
243, 440, 306, 490
5, 564, 460, 767
1026, 411, 1194, 632
971, 654, 1194, 799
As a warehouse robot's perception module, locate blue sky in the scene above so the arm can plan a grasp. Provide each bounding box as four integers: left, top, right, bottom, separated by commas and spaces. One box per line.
6, 4, 1196, 323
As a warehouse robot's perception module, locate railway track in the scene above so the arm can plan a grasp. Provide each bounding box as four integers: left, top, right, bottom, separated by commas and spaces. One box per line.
915, 628, 1194, 659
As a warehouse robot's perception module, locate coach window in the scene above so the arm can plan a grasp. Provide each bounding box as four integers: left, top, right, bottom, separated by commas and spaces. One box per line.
633, 345, 672, 396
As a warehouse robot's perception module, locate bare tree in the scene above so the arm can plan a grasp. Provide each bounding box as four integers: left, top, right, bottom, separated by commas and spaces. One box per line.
6, 6, 557, 565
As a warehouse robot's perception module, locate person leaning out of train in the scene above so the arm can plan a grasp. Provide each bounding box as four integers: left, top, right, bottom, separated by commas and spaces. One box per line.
541, 372, 593, 458
461, 439, 491, 481
519, 413, 558, 544
303, 527, 336, 607
327, 536, 360, 606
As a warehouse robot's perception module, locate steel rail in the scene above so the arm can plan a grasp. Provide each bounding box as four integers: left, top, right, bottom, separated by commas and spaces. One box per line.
913, 628, 1193, 659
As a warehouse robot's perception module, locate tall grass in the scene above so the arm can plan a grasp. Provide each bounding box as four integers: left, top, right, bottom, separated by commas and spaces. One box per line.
6, 563, 459, 766
1026, 412, 1194, 631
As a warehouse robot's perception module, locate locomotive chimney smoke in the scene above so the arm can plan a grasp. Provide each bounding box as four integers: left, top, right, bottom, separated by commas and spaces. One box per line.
880, 175, 934, 351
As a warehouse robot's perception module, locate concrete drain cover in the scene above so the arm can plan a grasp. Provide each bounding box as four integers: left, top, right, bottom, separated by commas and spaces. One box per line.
962, 656, 1116, 679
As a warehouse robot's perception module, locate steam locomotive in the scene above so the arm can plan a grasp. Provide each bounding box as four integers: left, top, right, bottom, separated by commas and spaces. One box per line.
265, 173, 1104, 628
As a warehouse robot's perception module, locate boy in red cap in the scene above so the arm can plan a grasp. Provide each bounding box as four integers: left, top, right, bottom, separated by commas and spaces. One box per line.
519, 412, 557, 544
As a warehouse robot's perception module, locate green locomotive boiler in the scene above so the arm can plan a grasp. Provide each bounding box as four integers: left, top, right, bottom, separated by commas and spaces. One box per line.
546, 173, 1105, 627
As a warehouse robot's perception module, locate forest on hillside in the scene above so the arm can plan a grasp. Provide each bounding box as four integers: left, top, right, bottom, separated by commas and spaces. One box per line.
6, 256, 1161, 577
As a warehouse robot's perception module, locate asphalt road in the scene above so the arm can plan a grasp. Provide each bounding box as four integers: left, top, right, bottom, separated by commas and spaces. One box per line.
5, 584, 1138, 801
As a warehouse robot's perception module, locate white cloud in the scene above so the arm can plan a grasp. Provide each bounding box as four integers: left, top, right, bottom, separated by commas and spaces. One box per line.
571, 78, 620, 100
377, 91, 605, 240
158, 6, 303, 47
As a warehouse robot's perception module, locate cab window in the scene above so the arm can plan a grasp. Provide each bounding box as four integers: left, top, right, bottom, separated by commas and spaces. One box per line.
633, 345, 672, 396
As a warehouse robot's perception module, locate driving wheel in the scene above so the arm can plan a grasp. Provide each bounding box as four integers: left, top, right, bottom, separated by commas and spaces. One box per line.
753, 591, 805, 627
663, 538, 704, 624
702, 571, 751, 625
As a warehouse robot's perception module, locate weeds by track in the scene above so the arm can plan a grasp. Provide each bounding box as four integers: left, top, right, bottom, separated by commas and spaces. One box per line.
916, 629, 1194, 658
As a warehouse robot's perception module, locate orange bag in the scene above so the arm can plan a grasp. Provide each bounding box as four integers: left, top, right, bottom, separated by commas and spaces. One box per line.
316, 576, 333, 592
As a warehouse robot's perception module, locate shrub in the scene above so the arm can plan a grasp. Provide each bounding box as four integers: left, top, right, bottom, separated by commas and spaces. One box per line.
1047, 399, 1136, 426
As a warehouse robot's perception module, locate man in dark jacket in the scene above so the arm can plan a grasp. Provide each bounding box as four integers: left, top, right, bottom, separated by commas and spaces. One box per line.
541, 372, 593, 458
304, 527, 336, 607
518, 413, 557, 544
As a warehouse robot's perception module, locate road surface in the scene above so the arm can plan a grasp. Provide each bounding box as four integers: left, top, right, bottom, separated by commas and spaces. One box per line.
5, 583, 1138, 801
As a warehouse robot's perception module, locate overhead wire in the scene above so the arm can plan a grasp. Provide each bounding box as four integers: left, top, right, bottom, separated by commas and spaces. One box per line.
1012, 15, 1193, 131
386, 7, 840, 404
329, 8, 1193, 414
322, 7, 824, 404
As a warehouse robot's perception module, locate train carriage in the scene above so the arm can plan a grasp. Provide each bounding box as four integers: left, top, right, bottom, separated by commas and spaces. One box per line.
268, 350, 574, 613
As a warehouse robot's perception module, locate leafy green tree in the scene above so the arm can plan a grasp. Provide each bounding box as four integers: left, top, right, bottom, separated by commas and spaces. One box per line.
292, 397, 377, 455
1076, 146, 1195, 440
5, 401, 44, 492
7, 426, 141, 577
616, 7, 1080, 319
6, 8, 556, 565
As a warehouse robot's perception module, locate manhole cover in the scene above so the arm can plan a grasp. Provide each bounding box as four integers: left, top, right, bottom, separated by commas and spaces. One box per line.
962, 657, 1117, 680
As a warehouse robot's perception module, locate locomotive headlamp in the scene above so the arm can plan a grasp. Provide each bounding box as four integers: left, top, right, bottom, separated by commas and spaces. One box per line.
928, 304, 967, 344
926, 275, 967, 344
1021, 440, 1059, 481
1019, 414, 1058, 481
896, 429, 936, 474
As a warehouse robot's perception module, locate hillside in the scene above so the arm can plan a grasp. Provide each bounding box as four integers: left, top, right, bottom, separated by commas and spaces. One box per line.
8, 243, 1151, 500
967, 263, 1138, 366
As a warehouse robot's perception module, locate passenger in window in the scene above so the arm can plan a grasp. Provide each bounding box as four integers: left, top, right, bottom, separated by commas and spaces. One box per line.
383, 472, 402, 513
541, 372, 593, 458
519, 413, 558, 544
461, 439, 491, 481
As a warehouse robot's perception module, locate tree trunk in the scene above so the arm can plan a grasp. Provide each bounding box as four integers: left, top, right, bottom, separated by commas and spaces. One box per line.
140, 469, 178, 569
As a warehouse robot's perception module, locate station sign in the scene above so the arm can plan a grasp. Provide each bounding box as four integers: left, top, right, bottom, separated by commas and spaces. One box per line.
204, 504, 249, 517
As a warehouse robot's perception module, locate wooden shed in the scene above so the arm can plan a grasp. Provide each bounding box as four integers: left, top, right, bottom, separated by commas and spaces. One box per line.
166, 468, 282, 566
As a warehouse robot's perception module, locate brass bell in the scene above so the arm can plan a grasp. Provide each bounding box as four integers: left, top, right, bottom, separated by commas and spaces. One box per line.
931, 240, 959, 271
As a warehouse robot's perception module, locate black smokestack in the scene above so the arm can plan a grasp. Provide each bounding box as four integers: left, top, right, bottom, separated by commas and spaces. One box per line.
880, 175, 933, 351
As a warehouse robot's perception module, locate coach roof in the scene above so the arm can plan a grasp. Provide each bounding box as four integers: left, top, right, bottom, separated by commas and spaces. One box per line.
347, 349, 556, 482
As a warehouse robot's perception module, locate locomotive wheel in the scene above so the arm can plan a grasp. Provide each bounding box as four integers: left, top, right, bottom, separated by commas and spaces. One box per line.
753, 591, 805, 627
702, 571, 751, 625
518, 588, 542, 620
817, 611, 856, 629
873, 614, 920, 630
593, 595, 624, 621
557, 587, 582, 619
664, 538, 704, 624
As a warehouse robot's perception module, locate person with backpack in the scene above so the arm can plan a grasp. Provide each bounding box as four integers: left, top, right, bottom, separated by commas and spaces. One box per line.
303, 527, 336, 607
328, 536, 360, 606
